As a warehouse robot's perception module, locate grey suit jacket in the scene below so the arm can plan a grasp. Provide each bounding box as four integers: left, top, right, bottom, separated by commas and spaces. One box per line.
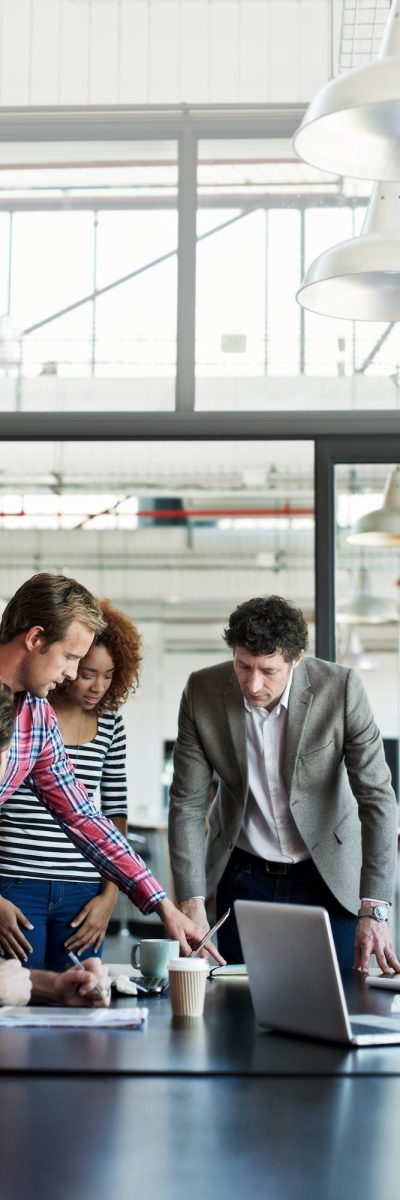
168, 657, 398, 915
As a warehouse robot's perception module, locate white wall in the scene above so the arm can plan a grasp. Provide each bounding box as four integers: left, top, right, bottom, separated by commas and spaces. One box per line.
0, 0, 339, 107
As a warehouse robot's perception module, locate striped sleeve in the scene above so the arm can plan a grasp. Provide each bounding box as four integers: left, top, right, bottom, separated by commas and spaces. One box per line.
28, 707, 165, 914
98, 712, 128, 820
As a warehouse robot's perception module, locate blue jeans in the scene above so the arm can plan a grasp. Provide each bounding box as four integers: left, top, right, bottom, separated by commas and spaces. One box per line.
216, 849, 357, 972
0, 876, 103, 971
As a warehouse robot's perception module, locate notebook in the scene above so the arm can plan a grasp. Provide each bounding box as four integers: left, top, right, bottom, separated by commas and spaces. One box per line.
209, 964, 248, 979
235, 899, 400, 1047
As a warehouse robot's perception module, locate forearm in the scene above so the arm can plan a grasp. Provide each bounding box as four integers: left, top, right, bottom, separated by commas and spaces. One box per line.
358, 797, 398, 902
32, 776, 166, 912
30, 970, 59, 1003
345, 676, 399, 902
101, 816, 126, 903
168, 797, 209, 900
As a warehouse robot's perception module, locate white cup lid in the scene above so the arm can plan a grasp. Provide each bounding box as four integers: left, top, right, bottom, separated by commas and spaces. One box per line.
168, 958, 209, 971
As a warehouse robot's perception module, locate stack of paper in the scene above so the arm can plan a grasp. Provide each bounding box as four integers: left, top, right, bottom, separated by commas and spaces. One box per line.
0, 1006, 148, 1027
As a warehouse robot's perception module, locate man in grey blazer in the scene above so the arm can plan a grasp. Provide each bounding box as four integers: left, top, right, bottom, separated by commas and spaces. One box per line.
168, 596, 400, 973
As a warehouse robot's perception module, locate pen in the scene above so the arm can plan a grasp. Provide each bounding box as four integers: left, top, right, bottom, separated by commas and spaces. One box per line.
189, 908, 231, 958
67, 949, 106, 998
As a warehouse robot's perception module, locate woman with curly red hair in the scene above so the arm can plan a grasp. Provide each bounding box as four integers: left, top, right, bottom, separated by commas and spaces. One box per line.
0, 600, 142, 970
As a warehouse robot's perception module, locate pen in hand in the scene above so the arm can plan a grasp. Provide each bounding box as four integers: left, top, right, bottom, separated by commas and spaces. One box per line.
189, 908, 231, 959
67, 949, 106, 998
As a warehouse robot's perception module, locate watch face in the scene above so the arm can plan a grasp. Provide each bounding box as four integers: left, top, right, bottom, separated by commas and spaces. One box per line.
374, 905, 388, 921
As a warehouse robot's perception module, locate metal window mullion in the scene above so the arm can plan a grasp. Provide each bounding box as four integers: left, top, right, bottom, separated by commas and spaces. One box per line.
264, 209, 269, 375
175, 116, 197, 413
300, 207, 305, 376
7, 212, 13, 316
91, 211, 98, 377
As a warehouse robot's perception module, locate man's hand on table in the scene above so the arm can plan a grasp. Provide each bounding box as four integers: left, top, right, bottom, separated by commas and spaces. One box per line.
0, 959, 32, 1006
354, 919, 400, 976
31, 957, 111, 1007
155, 897, 225, 964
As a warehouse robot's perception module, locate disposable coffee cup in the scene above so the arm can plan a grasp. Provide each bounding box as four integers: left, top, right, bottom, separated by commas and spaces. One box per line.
168, 958, 209, 1017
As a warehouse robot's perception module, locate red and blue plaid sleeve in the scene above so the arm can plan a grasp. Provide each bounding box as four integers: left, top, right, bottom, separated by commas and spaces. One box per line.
27, 705, 166, 914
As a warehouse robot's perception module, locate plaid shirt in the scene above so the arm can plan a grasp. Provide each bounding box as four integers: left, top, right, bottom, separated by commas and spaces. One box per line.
0, 692, 166, 914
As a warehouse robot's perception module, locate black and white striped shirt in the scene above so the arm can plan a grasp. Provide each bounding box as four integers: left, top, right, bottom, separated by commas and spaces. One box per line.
0, 711, 128, 881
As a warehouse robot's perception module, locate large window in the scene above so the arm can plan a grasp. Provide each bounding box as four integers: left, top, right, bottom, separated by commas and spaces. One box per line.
0, 110, 399, 413
0, 140, 178, 408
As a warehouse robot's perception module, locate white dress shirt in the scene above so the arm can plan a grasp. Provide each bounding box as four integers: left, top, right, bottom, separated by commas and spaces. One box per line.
236, 670, 310, 863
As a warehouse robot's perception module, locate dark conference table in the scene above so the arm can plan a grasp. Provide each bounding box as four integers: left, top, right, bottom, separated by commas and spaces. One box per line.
1, 974, 400, 1200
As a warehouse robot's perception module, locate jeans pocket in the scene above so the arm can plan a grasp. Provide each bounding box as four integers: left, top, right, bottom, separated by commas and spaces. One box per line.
0, 877, 23, 897
226, 860, 251, 885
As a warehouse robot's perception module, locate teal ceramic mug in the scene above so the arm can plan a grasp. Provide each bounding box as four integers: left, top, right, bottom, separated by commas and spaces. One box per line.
131, 939, 180, 980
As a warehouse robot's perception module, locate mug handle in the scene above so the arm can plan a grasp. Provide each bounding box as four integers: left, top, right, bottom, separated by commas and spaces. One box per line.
131, 944, 140, 968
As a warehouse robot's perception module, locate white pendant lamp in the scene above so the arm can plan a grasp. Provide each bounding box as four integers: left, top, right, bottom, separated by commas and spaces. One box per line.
296, 180, 400, 320
339, 628, 376, 671
293, 0, 400, 180
336, 566, 399, 624
347, 466, 400, 545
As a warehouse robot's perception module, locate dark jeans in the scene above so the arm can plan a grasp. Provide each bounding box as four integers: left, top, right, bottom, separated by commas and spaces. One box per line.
216, 849, 357, 972
0, 876, 103, 970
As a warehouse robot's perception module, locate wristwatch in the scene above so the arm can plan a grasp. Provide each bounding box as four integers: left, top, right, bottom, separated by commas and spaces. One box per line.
357, 903, 389, 922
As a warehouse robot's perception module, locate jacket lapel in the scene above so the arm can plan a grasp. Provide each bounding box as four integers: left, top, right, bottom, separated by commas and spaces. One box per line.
285, 659, 314, 799
222, 668, 248, 801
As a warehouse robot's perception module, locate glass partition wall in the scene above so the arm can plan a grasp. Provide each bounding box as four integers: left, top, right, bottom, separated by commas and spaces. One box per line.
315, 436, 400, 809
336, 462, 400, 799
0, 434, 314, 827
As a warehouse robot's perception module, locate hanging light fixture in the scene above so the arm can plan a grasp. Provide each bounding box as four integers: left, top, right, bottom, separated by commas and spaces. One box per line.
336, 565, 399, 624
293, 0, 400, 180
347, 465, 400, 545
296, 180, 400, 320
339, 627, 376, 670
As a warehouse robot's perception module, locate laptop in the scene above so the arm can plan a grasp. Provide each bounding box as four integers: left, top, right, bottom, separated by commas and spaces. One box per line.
235, 899, 400, 1047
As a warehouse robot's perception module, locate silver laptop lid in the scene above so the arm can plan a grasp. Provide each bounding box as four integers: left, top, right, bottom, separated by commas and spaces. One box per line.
235, 900, 352, 1044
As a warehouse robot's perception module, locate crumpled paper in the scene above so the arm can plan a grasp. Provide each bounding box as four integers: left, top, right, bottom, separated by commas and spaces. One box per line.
110, 974, 138, 996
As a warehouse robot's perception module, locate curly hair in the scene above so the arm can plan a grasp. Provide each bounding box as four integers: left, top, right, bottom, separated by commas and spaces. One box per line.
0, 681, 16, 750
223, 596, 308, 662
53, 598, 142, 713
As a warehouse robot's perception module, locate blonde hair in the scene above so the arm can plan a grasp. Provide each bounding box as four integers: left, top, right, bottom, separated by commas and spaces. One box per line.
0, 573, 106, 647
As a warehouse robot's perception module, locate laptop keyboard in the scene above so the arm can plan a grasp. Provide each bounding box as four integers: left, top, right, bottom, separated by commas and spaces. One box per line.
351, 1018, 400, 1035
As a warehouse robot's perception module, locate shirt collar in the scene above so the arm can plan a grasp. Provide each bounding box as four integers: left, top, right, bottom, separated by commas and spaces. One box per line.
244, 668, 293, 717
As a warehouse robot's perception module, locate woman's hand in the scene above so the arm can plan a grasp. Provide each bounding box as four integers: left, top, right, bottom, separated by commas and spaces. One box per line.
64, 893, 117, 955
0, 897, 34, 962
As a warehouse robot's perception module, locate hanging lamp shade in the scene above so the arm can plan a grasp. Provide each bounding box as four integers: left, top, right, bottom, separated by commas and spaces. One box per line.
336, 565, 399, 624
339, 628, 376, 670
347, 466, 400, 545
296, 181, 400, 320
293, 0, 400, 180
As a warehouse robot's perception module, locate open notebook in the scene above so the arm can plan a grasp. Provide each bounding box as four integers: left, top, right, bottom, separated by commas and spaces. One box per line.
0, 1006, 148, 1028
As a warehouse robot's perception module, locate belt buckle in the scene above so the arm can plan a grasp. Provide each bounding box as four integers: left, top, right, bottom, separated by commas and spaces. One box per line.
265, 861, 287, 875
